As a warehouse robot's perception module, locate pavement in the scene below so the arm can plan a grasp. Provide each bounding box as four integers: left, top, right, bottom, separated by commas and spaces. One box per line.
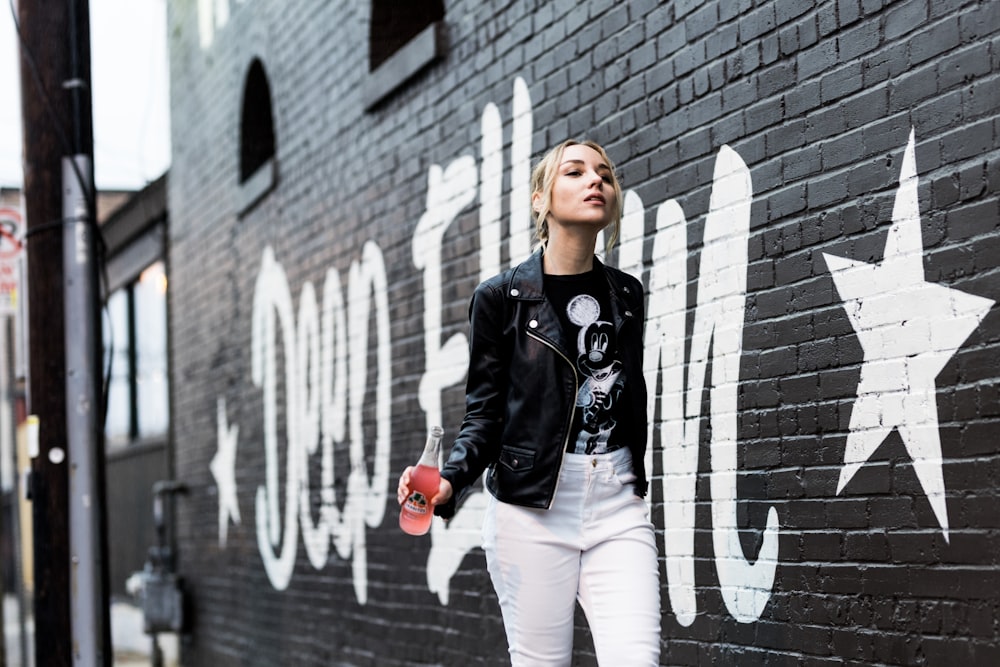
3, 594, 179, 666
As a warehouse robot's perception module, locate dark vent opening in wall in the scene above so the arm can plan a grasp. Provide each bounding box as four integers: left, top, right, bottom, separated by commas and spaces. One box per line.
239, 59, 276, 183
369, 0, 444, 71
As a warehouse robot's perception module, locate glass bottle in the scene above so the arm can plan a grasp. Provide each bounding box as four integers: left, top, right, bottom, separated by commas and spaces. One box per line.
399, 426, 443, 536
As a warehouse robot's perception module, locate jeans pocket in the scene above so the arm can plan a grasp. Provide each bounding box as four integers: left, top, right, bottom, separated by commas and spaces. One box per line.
481, 492, 497, 551
612, 467, 637, 487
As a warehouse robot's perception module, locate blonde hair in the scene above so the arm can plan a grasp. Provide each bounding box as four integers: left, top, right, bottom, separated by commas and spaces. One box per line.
530, 139, 623, 257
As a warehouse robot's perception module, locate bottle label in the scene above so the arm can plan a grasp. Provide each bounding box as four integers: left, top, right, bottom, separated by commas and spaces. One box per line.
404, 492, 429, 515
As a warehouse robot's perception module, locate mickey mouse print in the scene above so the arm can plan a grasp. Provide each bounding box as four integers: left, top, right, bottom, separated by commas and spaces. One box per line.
567, 293, 625, 454
543, 268, 630, 456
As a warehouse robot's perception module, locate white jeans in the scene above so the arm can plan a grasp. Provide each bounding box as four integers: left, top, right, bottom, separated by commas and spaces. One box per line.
482, 448, 661, 666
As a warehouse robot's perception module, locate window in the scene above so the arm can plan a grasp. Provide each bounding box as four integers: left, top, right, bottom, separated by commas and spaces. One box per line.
369, 0, 444, 70
104, 261, 169, 449
240, 59, 275, 182
363, 0, 445, 110
239, 59, 277, 212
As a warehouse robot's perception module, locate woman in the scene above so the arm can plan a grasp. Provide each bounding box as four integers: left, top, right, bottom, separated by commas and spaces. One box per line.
399, 140, 660, 665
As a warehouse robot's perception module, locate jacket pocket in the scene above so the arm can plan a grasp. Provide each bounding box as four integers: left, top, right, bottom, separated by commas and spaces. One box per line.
497, 445, 535, 472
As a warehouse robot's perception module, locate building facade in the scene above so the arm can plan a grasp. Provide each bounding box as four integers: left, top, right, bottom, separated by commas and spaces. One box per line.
166, 1, 1000, 664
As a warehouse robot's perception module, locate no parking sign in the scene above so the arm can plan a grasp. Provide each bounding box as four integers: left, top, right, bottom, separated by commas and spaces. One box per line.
0, 206, 24, 316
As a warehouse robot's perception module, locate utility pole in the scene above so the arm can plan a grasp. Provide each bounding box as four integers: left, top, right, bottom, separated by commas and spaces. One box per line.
17, 1, 110, 665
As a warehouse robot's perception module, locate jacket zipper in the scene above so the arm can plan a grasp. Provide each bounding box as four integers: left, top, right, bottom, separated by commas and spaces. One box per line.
526, 328, 578, 509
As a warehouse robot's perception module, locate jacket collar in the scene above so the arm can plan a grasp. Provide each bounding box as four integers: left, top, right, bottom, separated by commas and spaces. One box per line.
509, 248, 622, 301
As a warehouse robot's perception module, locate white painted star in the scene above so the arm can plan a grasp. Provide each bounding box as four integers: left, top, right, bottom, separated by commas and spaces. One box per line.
210, 397, 241, 547
822, 128, 994, 543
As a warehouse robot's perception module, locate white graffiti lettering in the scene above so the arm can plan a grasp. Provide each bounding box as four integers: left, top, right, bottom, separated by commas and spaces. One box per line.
622, 152, 779, 624
247, 243, 391, 603
671, 148, 778, 623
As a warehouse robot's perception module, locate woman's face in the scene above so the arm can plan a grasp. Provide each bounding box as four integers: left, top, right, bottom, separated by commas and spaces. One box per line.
538, 144, 617, 231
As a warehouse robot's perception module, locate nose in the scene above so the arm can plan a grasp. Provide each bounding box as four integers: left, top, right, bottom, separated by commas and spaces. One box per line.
588, 171, 604, 188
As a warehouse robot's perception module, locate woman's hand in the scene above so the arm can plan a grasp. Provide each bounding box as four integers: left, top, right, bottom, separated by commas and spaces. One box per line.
397, 468, 454, 506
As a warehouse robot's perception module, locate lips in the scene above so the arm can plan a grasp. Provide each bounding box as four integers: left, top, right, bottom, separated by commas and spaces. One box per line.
584, 193, 606, 205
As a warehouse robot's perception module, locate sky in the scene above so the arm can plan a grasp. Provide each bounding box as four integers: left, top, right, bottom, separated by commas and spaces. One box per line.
0, 0, 171, 191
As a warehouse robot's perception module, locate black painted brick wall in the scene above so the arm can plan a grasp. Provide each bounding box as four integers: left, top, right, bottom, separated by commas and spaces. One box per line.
166, 0, 1000, 664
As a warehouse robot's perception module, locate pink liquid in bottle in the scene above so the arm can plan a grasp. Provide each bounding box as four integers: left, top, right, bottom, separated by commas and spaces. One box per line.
399, 426, 443, 536
399, 463, 440, 536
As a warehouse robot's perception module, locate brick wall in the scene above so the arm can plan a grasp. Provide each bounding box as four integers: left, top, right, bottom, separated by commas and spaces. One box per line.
165, 0, 1000, 664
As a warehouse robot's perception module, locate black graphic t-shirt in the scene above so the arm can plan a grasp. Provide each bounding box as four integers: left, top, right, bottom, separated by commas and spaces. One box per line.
544, 268, 627, 455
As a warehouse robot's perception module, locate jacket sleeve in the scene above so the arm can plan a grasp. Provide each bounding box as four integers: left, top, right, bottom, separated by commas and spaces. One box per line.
435, 280, 508, 519
630, 272, 650, 497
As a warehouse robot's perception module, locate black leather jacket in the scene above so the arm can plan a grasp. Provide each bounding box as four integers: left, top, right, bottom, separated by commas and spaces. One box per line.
436, 249, 648, 519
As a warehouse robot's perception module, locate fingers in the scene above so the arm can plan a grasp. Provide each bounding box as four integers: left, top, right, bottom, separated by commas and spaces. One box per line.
398, 469, 452, 507
396, 467, 413, 505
